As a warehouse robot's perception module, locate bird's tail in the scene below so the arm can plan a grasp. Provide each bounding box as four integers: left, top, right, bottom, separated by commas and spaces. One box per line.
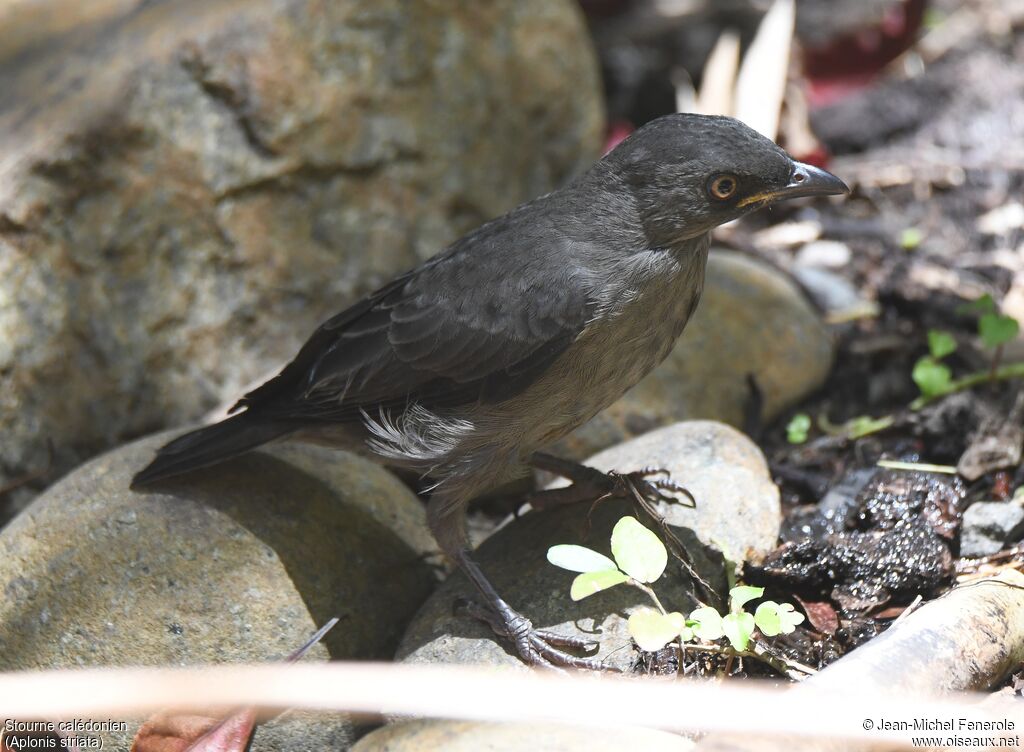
131, 412, 293, 488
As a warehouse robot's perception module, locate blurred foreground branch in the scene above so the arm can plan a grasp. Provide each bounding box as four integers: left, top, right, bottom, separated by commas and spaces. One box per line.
0, 656, 1018, 749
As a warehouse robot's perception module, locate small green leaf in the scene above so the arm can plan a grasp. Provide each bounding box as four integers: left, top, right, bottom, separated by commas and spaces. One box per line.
754, 601, 805, 636
610, 516, 667, 583
912, 356, 952, 397
547, 544, 618, 573
628, 609, 687, 652
979, 313, 1019, 349
927, 330, 957, 359
689, 606, 724, 641
678, 625, 695, 642
570, 570, 628, 601
900, 227, 923, 250
957, 294, 996, 316
722, 611, 755, 651
754, 601, 781, 636
729, 585, 764, 613
786, 413, 811, 444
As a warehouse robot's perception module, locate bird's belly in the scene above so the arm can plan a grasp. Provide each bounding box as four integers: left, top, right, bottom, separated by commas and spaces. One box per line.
533, 333, 675, 442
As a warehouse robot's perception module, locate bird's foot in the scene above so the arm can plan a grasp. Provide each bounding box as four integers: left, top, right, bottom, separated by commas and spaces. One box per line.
528, 453, 695, 511
456, 599, 608, 671
608, 466, 696, 508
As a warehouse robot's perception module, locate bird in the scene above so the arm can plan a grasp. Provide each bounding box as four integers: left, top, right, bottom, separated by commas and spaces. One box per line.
133, 113, 847, 668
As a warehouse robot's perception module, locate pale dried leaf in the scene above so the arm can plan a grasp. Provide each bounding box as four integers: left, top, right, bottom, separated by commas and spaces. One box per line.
734, 0, 794, 141
696, 30, 740, 116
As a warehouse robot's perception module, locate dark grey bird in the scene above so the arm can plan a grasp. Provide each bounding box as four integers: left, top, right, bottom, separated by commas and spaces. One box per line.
133, 113, 847, 668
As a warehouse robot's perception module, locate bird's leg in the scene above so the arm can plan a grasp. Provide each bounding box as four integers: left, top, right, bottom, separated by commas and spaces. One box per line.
427, 495, 604, 670
452, 549, 605, 671
527, 452, 694, 510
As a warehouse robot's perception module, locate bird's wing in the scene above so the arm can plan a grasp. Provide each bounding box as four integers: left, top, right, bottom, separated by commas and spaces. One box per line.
235, 238, 593, 422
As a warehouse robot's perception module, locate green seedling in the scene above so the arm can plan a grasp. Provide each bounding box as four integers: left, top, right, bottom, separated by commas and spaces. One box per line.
911, 298, 1024, 409
547, 516, 806, 670
979, 313, 1020, 350
786, 413, 811, 444
912, 356, 953, 399
900, 227, 923, 250
927, 330, 957, 359
912, 328, 957, 399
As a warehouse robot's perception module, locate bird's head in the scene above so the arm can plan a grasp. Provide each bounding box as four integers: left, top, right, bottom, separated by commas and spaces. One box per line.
602, 113, 848, 246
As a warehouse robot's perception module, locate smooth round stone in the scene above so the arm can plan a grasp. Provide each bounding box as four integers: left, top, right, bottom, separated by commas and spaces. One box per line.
0, 432, 439, 750
398, 422, 781, 672
550, 421, 782, 563
791, 266, 865, 315
794, 239, 851, 268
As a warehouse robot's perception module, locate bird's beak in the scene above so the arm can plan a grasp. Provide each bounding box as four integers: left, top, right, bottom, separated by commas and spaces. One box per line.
782, 162, 850, 199
737, 162, 849, 207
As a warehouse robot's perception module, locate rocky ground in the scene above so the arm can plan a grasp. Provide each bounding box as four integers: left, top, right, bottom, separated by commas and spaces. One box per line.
738, 0, 1024, 676
2, 0, 1024, 750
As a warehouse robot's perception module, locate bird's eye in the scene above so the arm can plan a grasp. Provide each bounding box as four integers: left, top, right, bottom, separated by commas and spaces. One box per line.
708, 174, 738, 201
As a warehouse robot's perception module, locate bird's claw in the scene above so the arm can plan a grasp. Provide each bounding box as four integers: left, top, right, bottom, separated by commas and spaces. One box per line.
456, 598, 609, 671
515, 629, 608, 672
608, 467, 696, 508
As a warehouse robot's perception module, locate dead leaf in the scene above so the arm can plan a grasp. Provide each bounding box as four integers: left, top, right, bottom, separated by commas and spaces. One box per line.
734, 0, 794, 140
183, 710, 258, 752
696, 30, 740, 117
794, 596, 839, 635
132, 709, 256, 752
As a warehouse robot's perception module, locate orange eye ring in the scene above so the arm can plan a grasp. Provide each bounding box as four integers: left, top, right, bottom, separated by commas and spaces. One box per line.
709, 174, 738, 200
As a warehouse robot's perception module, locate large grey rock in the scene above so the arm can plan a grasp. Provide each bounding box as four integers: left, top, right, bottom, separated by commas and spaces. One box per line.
0, 0, 603, 507
557, 250, 833, 459
0, 432, 439, 750
398, 422, 781, 672
354, 720, 694, 752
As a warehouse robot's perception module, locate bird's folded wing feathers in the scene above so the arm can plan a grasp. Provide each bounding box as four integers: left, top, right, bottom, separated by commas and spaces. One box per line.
234, 241, 593, 421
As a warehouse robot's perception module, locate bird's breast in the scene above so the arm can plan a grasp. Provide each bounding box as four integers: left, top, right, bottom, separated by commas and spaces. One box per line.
514, 241, 710, 447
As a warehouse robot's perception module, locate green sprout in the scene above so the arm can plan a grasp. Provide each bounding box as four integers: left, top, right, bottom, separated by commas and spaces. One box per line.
785, 413, 811, 444
957, 293, 997, 316
547, 516, 807, 669
911, 298, 1024, 409
900, 227, 923, 250
912, 328, 958, 400
912, 356, 953, 399
961, 293, 1020, 351
979, 313, 1020, 350
927, 330, 957, 359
